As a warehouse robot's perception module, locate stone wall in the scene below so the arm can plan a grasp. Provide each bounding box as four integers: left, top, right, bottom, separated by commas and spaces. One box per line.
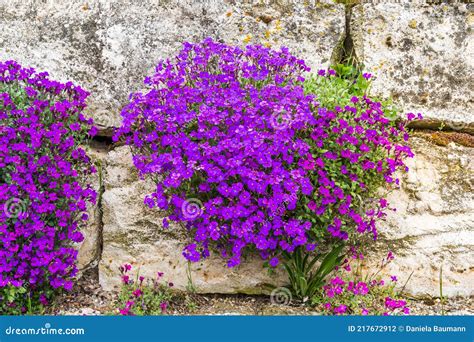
0, 0, 472, 296
378, 136, 473, 297
351, 1, 474, 133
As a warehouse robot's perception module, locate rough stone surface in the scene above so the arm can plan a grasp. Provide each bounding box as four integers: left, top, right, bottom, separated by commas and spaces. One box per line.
98, 139, 474, 296
0, 0, 344, 135
76, 143, 107, 272
352, 1, 474, 132
374, 137, 474, 297
77, 185, 101, 272
98, 146, 286, 293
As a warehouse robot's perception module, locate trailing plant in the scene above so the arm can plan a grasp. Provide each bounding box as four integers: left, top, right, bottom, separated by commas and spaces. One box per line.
0, 60, 97, 314
299, 66, 421, 244
114, 39, 421, 276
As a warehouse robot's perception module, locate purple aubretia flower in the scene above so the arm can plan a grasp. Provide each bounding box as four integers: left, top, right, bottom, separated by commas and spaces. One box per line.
114, 38, 418, 269
0, 60, 96, 303
114, 38, 318, 267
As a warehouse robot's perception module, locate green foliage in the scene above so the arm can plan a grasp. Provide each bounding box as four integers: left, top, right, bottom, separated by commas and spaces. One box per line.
282, 245, 345, 301
0, 286, 48, 315
116, 266, 174, 316
315, 278, 407, 315
304, 64, 398, 120
299, 65, 406, 243
118, 283, 173, 316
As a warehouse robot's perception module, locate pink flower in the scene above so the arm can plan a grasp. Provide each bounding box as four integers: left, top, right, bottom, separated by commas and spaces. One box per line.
334, 304, 347, 315
119, 307, 130, 315
387, 251, 394, 261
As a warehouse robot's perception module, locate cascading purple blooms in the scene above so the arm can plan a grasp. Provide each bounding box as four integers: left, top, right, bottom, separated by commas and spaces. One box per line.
0, 60, 97, 293
299, 92, 420, 243
114, 38, 418, 268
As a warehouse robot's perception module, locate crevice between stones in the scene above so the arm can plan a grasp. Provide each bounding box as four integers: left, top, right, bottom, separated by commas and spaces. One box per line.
408, 120, 474, 136
95, 155, 105, 275
79, 137, 109, 279
332, 2, 474, 137
331, 1, 363, 70
92, 133, 114, 147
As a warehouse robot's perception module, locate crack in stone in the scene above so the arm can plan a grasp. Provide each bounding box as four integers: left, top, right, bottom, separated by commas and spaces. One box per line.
96, 157, 105, 273
331, 1, 362, 69
335, 2, 474, 136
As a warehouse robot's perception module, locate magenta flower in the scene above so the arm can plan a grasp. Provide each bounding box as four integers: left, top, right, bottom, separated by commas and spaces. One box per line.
334, 304, 347, 314
160, 301, 168, 314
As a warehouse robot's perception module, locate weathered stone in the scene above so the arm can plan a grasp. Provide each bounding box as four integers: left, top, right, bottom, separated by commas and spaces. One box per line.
77, 194, 101, 272
98, 146, 286, 293
372, 137, 474, 297
352, 1, 474, 132
99, 138, 474, 296
0, 0, 344, 135
76, 142, 108, 272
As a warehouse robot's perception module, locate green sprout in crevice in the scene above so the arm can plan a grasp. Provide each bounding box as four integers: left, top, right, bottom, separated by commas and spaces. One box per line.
331, 0, 363, 72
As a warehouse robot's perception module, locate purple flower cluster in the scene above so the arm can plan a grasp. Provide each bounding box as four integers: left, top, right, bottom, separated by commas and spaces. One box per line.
299, 86, 421, 241
115, 38, 317, 267
385, 296, 409, 313
115, 38, 418, 268
0, 61, 96, 294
